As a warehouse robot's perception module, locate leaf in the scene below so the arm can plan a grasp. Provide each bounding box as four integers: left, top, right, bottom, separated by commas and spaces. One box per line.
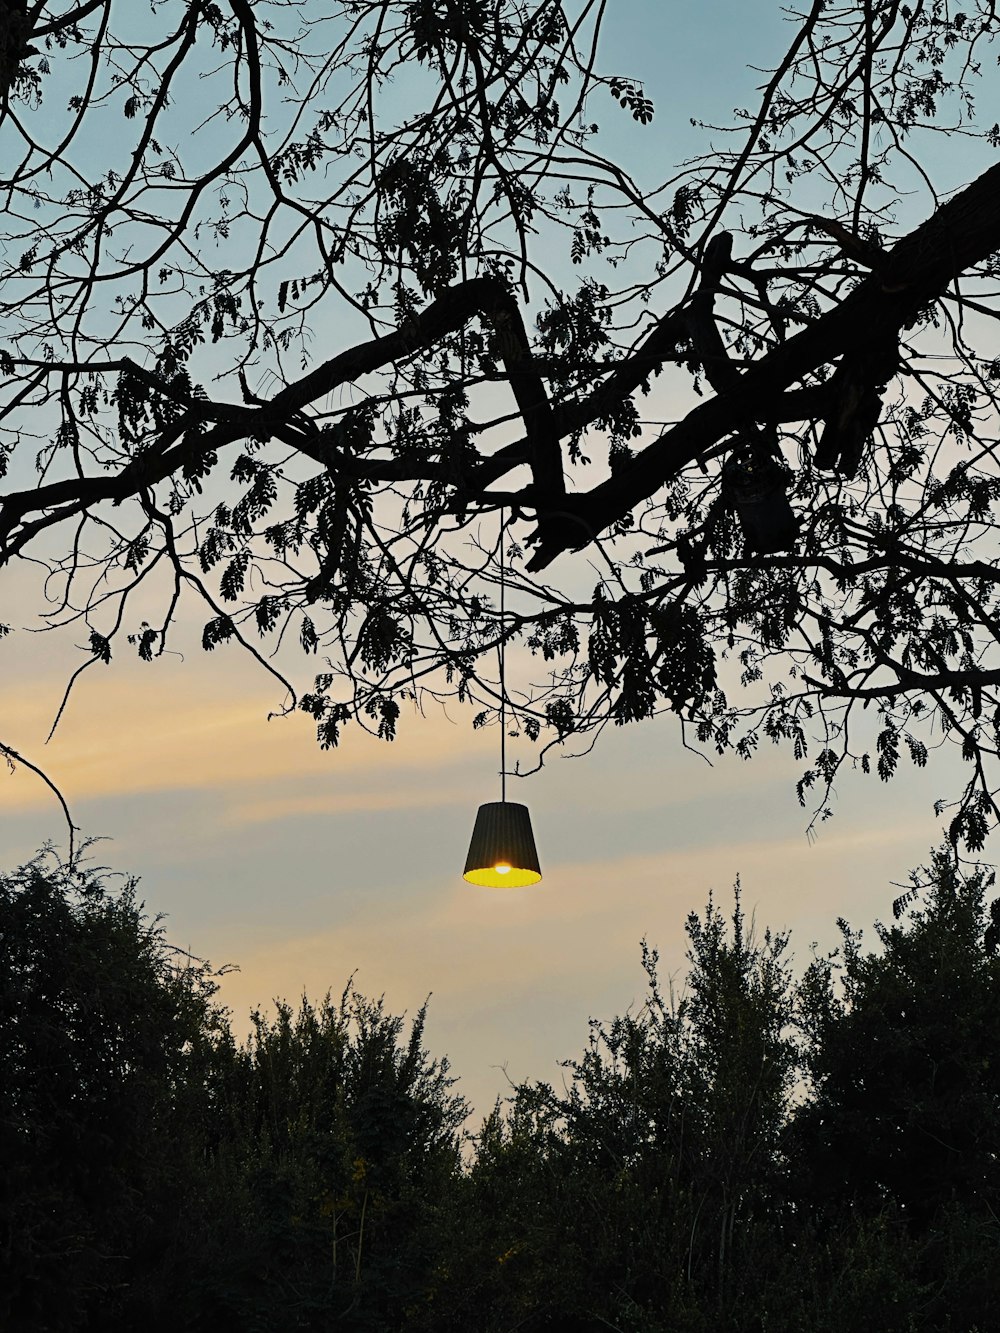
202, 616, 235, 651
357, 606, 404, 673
89, 631, 111, 664
255, 596, 283, 636
124, 534, 150, 573
315, 702, 350, 750
220, 550, 250, 601
905, 735, 928, 768
368, 697, 400, 741
300, 615, 318, 654
545, 698, 575, 737
130, 626, 158, 661
653, 601, 717, 713
876, 725, 899, 782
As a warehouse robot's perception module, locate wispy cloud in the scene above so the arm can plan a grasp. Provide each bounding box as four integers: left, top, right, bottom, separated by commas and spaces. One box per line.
223, 781, 476, 826
0, 657, 488, 811
218, 813, 939, 1018
211, 810, 944, 1120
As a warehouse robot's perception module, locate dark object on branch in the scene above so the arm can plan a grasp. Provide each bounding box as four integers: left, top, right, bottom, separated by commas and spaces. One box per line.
814, 341, 899, 478
686, 232, 739, 396
724, 454, 799, 554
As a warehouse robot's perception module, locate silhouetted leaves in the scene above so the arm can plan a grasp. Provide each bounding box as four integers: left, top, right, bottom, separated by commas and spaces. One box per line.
5, 0, 1000, 848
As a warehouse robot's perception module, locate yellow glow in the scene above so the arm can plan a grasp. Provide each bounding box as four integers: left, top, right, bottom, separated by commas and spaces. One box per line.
463, 865, 543, 888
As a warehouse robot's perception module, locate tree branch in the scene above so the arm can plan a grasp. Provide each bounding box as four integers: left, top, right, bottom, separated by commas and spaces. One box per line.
525, 161, 1000, 570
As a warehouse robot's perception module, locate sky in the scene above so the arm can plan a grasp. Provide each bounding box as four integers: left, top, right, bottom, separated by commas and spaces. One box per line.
1, 0, 994, 1123
0, 556, 963, 1122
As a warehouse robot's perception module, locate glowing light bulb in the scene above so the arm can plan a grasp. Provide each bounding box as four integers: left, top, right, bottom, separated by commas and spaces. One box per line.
494, 863, 511, 875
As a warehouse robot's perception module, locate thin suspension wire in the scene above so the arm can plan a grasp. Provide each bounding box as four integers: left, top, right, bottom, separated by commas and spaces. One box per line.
499, 506, 506, 803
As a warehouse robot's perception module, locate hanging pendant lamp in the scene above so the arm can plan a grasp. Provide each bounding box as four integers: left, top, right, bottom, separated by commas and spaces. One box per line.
463, 800, 541, 887
463, 509, 543, 888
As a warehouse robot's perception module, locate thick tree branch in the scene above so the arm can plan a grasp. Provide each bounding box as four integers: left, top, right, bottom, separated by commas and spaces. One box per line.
525, 161, 1000, 570
802, 666, 1000, 701
0, 276, 565, 551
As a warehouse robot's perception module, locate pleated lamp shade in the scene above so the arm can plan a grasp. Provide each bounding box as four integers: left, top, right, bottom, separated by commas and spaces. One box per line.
463, 801, 542, 887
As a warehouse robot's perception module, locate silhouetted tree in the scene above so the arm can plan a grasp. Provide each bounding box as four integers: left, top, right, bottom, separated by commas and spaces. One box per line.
192, 989, 468, 1331
0, 846, 228, 1330
4, 3, 1000, 844
791, 848, 1000, 1326
8, 840, 1000, 1329
419, 894, 799, 1330
0, 848, 468, 1332
796, 851, 1000, 1222
419, 857, 1000, 1332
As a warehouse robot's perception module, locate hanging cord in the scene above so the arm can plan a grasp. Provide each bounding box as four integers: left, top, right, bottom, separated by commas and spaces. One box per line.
499, 506, 506, 802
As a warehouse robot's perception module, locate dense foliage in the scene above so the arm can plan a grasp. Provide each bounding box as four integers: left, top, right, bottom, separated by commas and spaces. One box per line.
0, 848, 467, 1330
4, 846, 1000, 1330
5, 2, 1000, 846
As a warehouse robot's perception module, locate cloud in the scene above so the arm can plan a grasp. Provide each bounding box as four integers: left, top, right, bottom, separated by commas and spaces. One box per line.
222, 781, 476, 826
0, 651, 490, 812
210, 810, 945, 1120
217, 813, 937, 1019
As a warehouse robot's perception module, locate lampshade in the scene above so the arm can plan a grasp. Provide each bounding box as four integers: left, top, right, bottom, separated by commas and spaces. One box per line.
463, 801, 542, 887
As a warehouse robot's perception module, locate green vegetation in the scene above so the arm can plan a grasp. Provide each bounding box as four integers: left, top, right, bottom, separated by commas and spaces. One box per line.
4, 846, 1000, 1331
